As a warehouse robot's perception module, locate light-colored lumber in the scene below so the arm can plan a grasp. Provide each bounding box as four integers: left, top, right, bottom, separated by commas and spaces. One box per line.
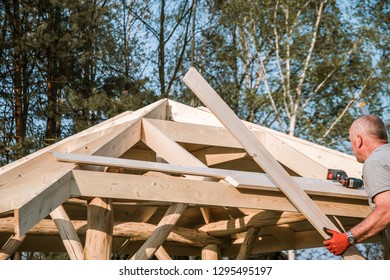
141, 118, 211, 171
192, 147, 248, 167
53, 152, 367, 200
131, 202, 189, 260
139, 118, 221, 259
145, 118, 245, 148
200, 207, 213, 224
14, 168, 74, 236
83, 197, 113, 260
0, 99, 168, 183
0, 234, 26, 260
202, 244, 220, 260
168, 99, 363, 178
236, 227, 260, 260
154, 246, 172, 260
183, 67, 364, 260
50, 205, 83, 260
265, 133, 328, 178
72, 120, 142, 157
146, 118, 328, 178
0, 122, 131, 206
250, 123, 363, 178
0, 99, 168, 236
71, 170, 371, 218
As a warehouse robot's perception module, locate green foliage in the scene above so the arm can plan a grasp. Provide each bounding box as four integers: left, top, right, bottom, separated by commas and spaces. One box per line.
1, 0, 389, 260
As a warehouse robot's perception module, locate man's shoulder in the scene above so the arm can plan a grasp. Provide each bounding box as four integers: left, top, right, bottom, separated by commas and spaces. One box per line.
367, 144, 390, 161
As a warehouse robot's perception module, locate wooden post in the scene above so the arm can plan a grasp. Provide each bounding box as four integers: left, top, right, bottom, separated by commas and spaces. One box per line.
83, 197, 113, 260
236, 227, 260, 260
50, 205, 84, 260
202, 244, 220, 260
183, 67, 364, 260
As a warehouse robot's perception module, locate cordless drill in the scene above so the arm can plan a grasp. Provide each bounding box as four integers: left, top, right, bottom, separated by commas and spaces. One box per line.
326, 169, 364, 189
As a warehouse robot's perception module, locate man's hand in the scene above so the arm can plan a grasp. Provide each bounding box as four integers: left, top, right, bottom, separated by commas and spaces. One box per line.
323, 228, 350, 255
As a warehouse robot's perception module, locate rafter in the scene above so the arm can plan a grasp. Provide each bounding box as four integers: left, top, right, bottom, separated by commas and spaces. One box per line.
183, 67, 364, 260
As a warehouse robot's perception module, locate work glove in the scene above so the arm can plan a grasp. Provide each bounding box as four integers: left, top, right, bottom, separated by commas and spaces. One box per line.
323, 228, 350, 256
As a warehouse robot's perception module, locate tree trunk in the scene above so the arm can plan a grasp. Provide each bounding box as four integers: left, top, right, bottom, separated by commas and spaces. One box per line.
11, 0, 24, 145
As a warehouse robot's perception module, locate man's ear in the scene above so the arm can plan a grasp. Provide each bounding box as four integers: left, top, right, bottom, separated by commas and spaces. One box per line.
357, 134, 363, 148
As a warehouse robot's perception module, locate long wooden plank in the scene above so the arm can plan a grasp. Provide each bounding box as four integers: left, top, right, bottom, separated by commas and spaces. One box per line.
183, 67, 364, 260
71, 170, 371, 218
52, 152, 367, 200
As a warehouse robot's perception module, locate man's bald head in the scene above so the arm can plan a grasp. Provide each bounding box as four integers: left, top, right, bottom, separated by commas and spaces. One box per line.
349, 115, 388, 163
350, 115, 388, 143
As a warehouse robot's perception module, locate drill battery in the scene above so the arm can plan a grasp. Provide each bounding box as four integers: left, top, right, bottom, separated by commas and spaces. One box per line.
326, 169, 348, 181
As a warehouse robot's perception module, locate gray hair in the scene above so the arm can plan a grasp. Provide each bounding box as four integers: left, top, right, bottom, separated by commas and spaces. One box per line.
352, 115, 388, 142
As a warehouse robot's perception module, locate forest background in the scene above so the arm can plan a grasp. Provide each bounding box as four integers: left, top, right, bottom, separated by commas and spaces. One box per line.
0, 0, 389, 259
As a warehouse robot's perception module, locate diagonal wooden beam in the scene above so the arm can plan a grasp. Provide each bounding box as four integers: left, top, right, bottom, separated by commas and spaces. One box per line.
50, 205, 83, 260
183, 67, 364, 260
155, 246, 172, 260
236, 227, 260, 260
0, 234, 26, 260
130, 202, 189, 260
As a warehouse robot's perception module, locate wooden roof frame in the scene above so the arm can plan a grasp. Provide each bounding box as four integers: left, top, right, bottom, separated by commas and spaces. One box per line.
0, 68, 379, 260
